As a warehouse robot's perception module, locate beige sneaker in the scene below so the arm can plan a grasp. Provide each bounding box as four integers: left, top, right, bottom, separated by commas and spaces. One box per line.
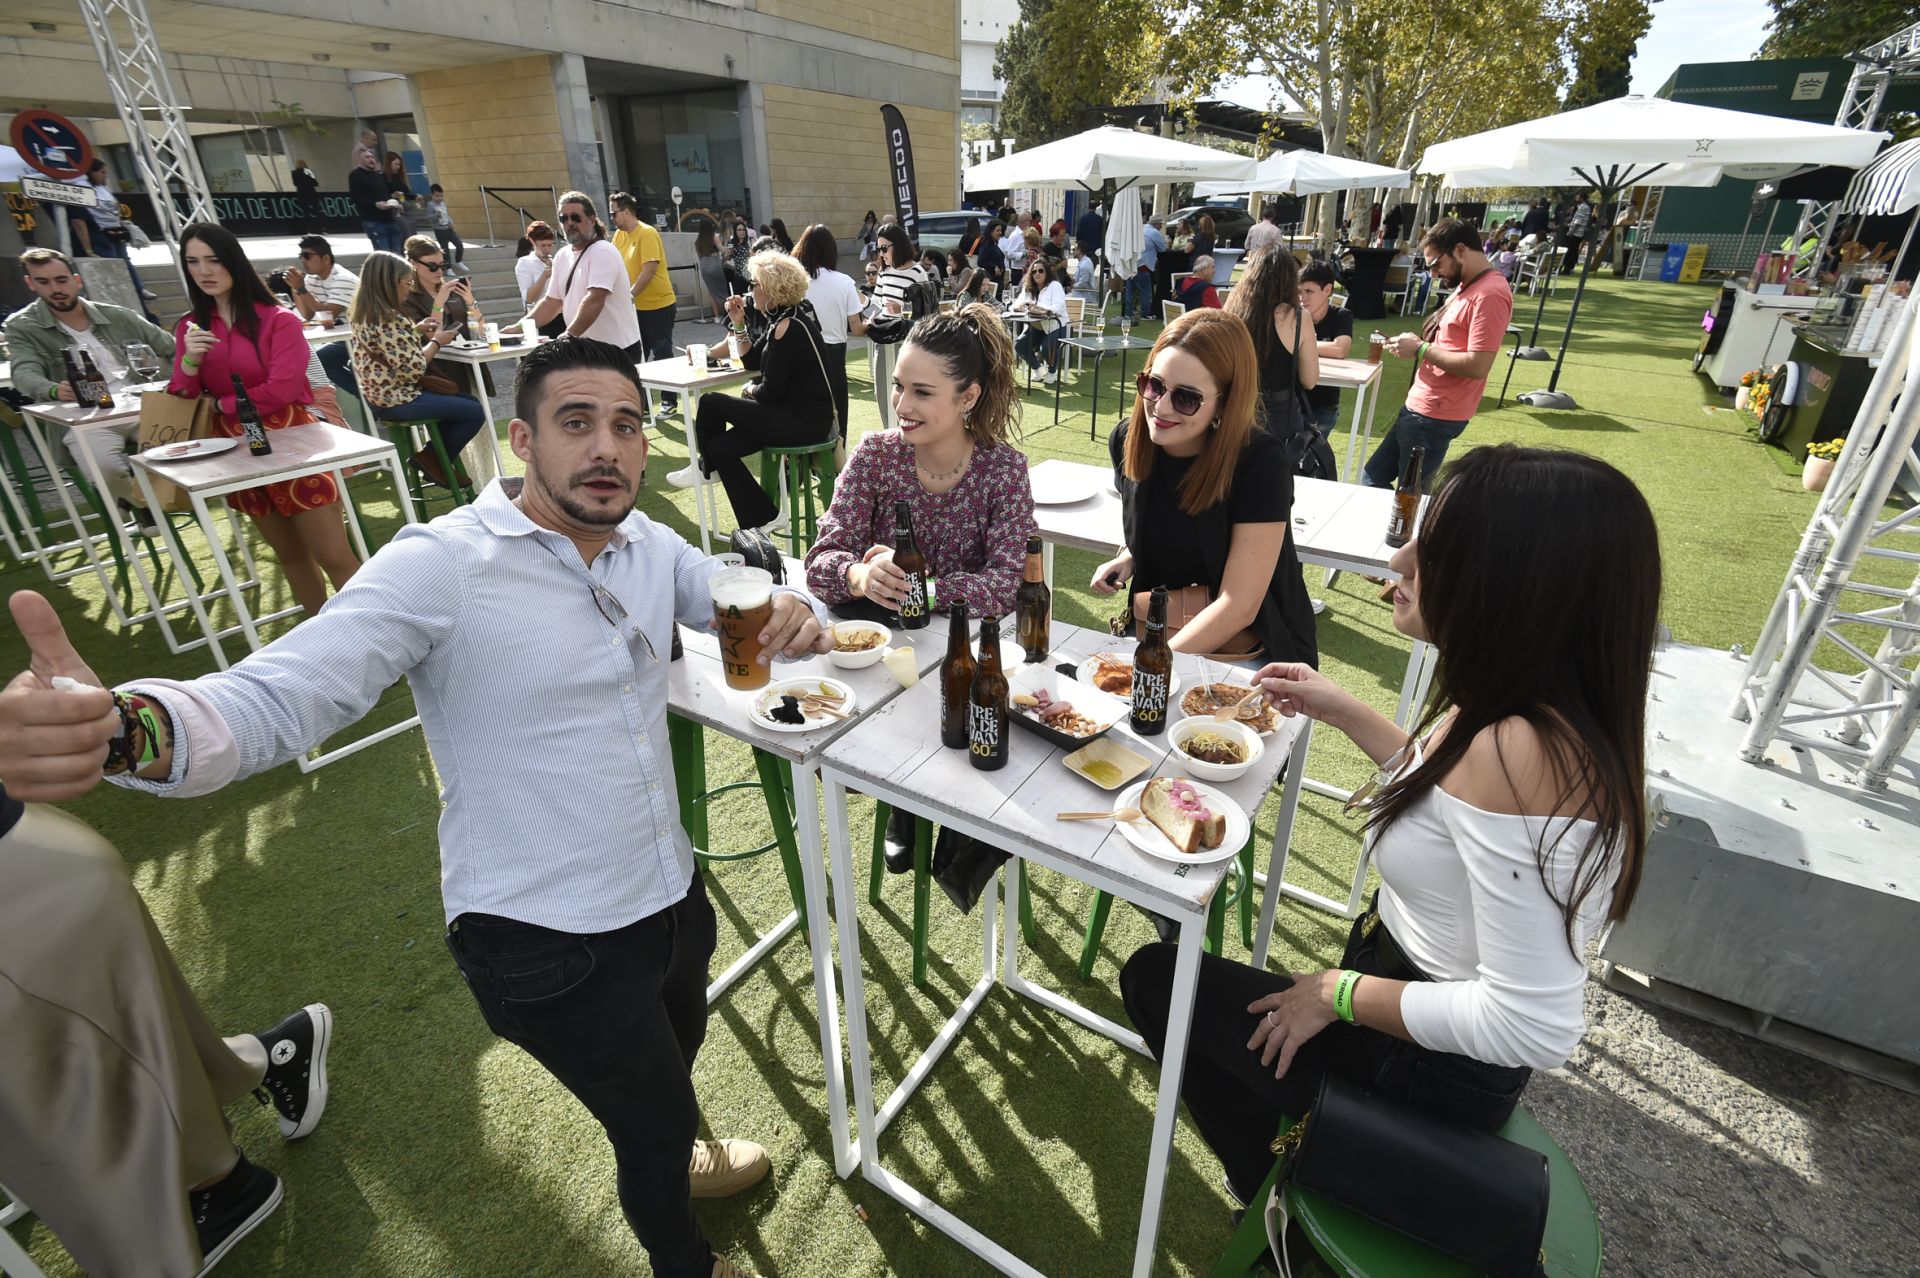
690, 1137, 771, 1199
710, 1257, 763, 1278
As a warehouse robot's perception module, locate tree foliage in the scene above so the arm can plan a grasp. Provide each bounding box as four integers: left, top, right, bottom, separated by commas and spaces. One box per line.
993, 0, 1165, 148
1565, 0, 1655, 110
1760, 0, 1920, 59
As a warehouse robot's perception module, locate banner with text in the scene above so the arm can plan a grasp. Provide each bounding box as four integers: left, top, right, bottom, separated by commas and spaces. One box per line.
879, 104, 920, 246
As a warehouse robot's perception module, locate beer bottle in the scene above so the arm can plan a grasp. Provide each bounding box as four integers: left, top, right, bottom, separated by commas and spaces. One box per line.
893, 500, 929, 630
1015, 535, 1051, 662
233, 374, 272, 456
940, 600, 975, 749
81, 352, 113, 409
967, 613, 1009, 770
1131, 586, 1172, 736
1384, 444, 1426, 548
62, 349, 88, 405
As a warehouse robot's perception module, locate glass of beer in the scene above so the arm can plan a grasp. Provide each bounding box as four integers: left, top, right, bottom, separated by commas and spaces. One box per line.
712, 566, 774, 691
1368, 331, 1387, 363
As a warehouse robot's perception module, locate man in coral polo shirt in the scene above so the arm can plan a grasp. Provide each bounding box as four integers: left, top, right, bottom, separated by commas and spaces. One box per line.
1365, 218, 1513, 491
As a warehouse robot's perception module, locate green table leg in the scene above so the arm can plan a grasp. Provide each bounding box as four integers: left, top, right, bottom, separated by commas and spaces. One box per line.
667, 714, 709, 867
1078, 890, 1115, 981
752, 747, 809, 940
1018, 857, 1036, 945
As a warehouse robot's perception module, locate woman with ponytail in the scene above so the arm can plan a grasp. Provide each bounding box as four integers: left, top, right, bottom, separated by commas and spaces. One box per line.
805, 301, 1036, 620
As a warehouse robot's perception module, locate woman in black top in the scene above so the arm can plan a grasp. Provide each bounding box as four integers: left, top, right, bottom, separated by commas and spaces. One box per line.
1091, 308, 1317, 666
975, 221, 1008, 288
695, 250, 836, 531
1224, 244, 1320, 434
1192, 212, 1217, 261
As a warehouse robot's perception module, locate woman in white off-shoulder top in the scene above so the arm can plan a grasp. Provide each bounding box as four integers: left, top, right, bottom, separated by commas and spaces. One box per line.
1120, 443, 1662, 1205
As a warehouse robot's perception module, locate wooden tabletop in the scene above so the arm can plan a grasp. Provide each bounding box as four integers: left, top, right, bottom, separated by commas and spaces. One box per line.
633, 355, 756, 393
1317, 356, 1385, 391
820, 620, 1301, 915
1027, 459, 1416, 577
132, 422, 398, 493
434, 338, 544, 366
19, 382, 170, 429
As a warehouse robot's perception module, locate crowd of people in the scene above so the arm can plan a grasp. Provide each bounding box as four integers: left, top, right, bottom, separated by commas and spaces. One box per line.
2, 166, 1657, 1278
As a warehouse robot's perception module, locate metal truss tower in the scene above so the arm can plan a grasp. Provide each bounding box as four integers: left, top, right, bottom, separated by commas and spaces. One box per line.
1789, 22, 1920, 281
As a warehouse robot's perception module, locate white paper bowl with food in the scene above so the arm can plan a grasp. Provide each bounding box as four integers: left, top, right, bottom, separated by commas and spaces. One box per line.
1168, 716, 1264, 781
828, 621, 892, 669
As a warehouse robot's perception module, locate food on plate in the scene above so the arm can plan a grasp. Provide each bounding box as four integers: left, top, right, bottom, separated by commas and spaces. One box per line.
1181, 683, 1277, 732
766, 695, 805, 725
1079, 759, 1125, 787
833, 627, 885, 652
1181, 730, 1247, 766
1014, 688, 1101, 737
1141, 777, 1226, 854
761, 682, 848, 726
1089, 652, 1134, 696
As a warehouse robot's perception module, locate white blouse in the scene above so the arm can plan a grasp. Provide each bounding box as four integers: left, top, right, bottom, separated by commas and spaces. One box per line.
1370, 746, 1617, 1070
1012, 280, 1068, 330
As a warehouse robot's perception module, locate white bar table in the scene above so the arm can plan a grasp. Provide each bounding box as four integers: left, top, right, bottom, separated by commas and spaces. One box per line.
1026, 460, 1434, 926
1317, 354, 1386, 481
131, 422, 423, 771
668, 587, 984, 1180
633, 355, 754, 555
819, 620, 1305, 1276
432, 337, 540, 488
17, 385, 214, 634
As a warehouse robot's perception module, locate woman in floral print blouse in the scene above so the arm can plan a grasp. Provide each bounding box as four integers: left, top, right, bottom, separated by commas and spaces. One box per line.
806, 302, 1035, 620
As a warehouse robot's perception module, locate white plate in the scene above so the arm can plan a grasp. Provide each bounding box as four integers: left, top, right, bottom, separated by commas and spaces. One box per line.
1076, 653, 1181, 701
749, 676, 858, 733
1029, 467, 1099, 506
1113, 778, 1250, 866
147, 437, 239, 461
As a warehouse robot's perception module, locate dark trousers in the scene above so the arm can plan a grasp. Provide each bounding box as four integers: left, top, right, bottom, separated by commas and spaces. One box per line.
1361, 405, 1468, 490
362, 217, 405, 254
636, 304, 679, 410
1119, 907, 1529, 1202
435, 226, 465, 264
317, 340, 357, 397
372, 391, 487, 455
1016, 324, 1065, 371
1559, 233, 1585, 278
695, 393, 832, 529
445, 874, 719, 1278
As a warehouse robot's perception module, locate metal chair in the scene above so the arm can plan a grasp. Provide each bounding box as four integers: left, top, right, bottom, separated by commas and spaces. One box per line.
1161, 299, 1189, 325
0, 1185, 51, 1278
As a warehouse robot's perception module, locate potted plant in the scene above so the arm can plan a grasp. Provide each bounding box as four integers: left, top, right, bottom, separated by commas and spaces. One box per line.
1803, 437, 1844, 492
1735, 369, 1757, 412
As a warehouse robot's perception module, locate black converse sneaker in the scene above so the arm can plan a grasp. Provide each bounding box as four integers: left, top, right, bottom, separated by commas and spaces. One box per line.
192, 1150, 282, 1275
253, 1003, 333, 1139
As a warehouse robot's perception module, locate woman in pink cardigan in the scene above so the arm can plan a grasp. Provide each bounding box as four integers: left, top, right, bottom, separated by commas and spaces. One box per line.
168, 223, 360, 615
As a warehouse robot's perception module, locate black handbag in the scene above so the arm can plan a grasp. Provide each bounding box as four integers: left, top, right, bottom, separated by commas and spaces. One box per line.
1264, 1074, 1550, 1278
1265, 307, 1337, 482
727, 527, 785, 583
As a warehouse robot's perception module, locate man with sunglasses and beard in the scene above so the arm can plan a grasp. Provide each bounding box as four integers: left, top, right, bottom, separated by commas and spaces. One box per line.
1363, 218, 1511, 494
0, 337, 833, 1278
523, 191, 644, 356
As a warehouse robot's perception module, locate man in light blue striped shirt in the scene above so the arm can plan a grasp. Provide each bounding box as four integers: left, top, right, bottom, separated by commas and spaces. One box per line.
0, 338, 830, 1278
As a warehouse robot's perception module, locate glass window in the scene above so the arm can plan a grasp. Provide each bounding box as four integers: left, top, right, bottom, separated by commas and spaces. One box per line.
618, 88, 749, 228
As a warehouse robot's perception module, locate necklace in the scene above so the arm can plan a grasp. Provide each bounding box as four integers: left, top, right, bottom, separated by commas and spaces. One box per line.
916, 444, 974, 484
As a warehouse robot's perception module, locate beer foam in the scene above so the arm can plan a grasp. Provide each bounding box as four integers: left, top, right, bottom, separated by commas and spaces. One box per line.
711, 567, 772, 609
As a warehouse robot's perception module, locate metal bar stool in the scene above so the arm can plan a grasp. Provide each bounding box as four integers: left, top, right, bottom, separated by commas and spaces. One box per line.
869, 801, 1036, 990
1077, 835, 1256, 980
756, 436, 838, 555
666, 714, 809, 939
380, 421, 475, 510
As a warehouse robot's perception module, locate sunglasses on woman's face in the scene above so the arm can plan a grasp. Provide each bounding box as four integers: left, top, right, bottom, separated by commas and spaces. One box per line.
1135, 372, 1208, 417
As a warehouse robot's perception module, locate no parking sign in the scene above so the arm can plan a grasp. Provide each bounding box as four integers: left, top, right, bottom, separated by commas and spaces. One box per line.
8, 109, 95, 181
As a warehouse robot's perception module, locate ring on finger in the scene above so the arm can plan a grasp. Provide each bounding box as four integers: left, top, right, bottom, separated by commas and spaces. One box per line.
1266, 1010, 1278, 1027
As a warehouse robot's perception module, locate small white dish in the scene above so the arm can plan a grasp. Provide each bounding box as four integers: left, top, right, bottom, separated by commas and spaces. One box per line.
147, 437, 239, 461
1077, 652, 1181, 701
827, 622, 892, 669
1168, 717, 1264, 783
1029, 466, 1099, 506
750, 676, 858, 733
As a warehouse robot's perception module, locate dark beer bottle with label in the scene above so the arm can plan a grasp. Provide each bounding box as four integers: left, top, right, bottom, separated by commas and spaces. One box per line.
967, 613, 1009, 770
62, 350, 88, 405
1015, 535, 1051, 662
940, 600, 975, 749
1131, 586, 1172, 736
893, 499, 929, 630
79, 352, 113, 409
232, 374, 272, 456
1384, 444, 1426, 548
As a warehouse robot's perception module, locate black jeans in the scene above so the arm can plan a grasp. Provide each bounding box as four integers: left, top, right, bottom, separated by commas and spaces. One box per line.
445, 874, 719, 1277
695, 393, 832, 529
435, 226, 465, 264
636, 304, 679, 409
1120, 906, 1530, 1202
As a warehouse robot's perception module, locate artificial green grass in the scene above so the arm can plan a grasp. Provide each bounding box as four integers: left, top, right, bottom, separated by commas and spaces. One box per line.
2, 275, 1873, 1276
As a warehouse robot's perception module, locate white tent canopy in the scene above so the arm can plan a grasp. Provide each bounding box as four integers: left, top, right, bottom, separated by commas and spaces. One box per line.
1846, 137, 1920, 216
1193, 150, 1412, 198
962, 126, 1258, 192
1419, 95, 1887, 190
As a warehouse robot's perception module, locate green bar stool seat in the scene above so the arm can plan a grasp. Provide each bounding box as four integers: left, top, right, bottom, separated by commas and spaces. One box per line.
666, 713, 809, 939
1208, 1105, 1602, 1278
381, 419, 476, 510
757, 436, 839, 555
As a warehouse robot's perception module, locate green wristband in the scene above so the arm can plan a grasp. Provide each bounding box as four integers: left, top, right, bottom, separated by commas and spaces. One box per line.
1333, 969, 1362, 1023
132, 703, 165, 768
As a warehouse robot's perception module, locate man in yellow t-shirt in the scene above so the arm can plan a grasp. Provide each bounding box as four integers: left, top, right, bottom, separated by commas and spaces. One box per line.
611, 192, 677, 367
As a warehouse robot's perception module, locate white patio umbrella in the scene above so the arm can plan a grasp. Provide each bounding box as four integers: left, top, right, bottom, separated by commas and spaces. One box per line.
1420, 96, 1888, 408
1192, 150, 1412, 198
1104, 188, 1144, 279
965, 126, 1256, 311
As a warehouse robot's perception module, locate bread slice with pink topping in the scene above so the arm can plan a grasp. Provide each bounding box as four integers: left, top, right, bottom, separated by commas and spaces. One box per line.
1140, 777, 1226, 854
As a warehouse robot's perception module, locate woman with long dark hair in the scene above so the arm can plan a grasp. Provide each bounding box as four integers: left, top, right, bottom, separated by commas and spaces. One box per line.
1122, 443, 1660, 1207
769, 217, 795, 254
382, 152, 411, 206
1224, 243, 1320, 436
1008, 257, 1069, 384
1090, 307, 1315, 664
167, 222, 360, 614
858, 210, 880, 262
865, 223, 930, 429
794, 222, 863, 439
694, 224, 728, 321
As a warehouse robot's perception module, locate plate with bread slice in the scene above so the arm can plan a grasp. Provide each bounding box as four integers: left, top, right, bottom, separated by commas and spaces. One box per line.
1113, 776, 1249, 866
